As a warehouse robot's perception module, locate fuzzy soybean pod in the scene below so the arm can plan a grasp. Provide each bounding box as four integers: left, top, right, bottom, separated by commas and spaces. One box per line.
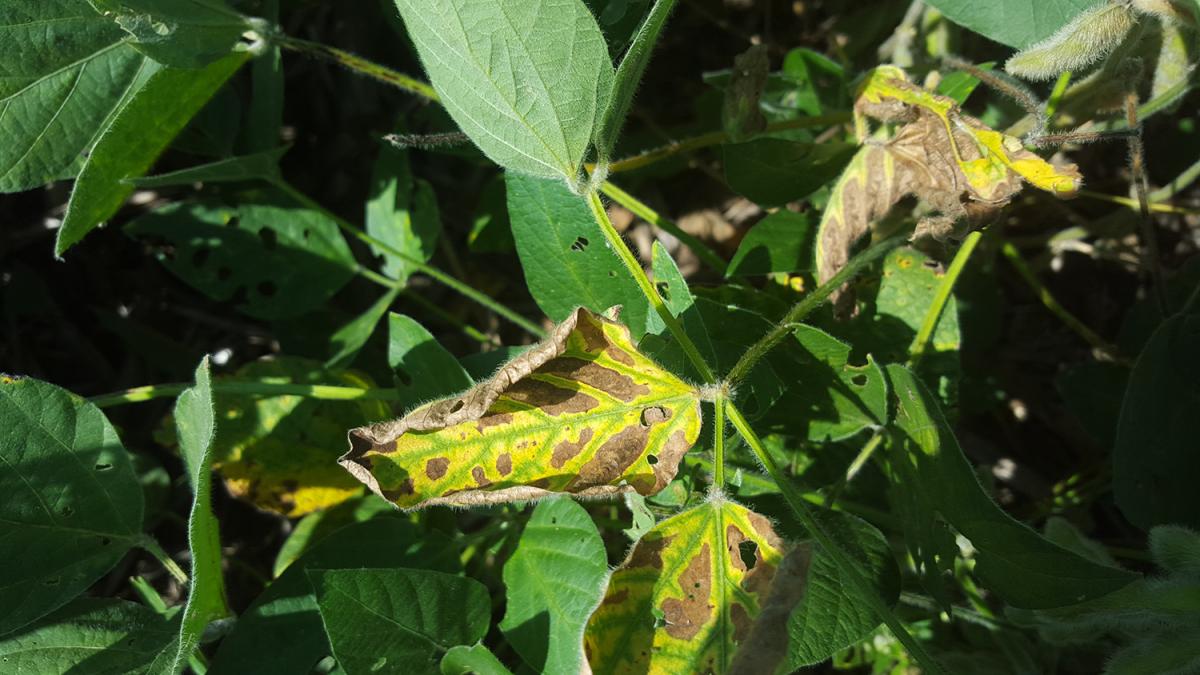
1006, 1, 1139, 80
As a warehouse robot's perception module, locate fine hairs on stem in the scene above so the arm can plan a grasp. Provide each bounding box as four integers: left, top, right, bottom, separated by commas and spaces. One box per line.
1122, 60, 1172, 314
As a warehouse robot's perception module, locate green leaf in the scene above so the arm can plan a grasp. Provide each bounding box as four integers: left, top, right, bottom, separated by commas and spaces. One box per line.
156, 357, 228, 674
309, 568, 490, 675
623, 491, 656, 541
388, 313, 474, 406
595, 0, 678, 158
127, 146, 288, 188
922, 0, 1098, 49
1056, 361, 1128, 449
327, 289, 401, 370
393, 0, 614, 181
212, 358, 392, 517
124, 189, 357, 320
1114, 313, 1200, 529
0, 375, 143, 635
1105, 627, 1200, 675
780, 47, 847, 116
507, 172, 653, 338
441, 644, 514, 675
88, 0, 250, 68
0, 0, 157, 193
727, 210, 813, 277
210, 518, 461, 674
886, 364, 1136, 608
500, 498, 608, 674
343, 308, 702, 509
272, 494, 394, 578
0, 598, 176, 673
787, 510, 899, 668
57, 51, 249, 255
723, 139, 857, 208
366, 145, 441, 283
1150, 525, 1200, 578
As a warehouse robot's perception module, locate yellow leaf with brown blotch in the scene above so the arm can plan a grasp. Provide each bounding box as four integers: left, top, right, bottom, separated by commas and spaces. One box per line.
584, 499, 787, 675
340, 307, 702, 510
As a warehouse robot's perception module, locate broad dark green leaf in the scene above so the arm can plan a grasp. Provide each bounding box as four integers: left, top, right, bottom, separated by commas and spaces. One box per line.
88, 0, 250, 68
787, 510, 899, 668
1114, 313, 1200, 529
0, 0, 157, 193
723, 139, 856, 208
0, 598, 176, 673
209, 519, 460, 674
727, 210, 813, 277
388, 313, 474, 405
500, 498, 608, 674
366, 145, 441, 283
394, 0, 614, 181
1150, 525, 1200, 577
507, 172, 653, 337
780, 47, 847, 115
441, 644, 513, 675
310, 568, 490, 675
161, 357, 228, 674
0, 376, 143, 635
923, 0, 1098, 49
125, 190, 356, 320
327, 289, 400, 370
887, 365, 1136, 608
127, 146, 288, 188
57, 51, 249, 255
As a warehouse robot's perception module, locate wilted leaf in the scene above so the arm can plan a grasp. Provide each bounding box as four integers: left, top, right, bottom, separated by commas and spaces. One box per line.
500, 498, 608, 674
0, 0, 157, 193
342, 307, 702, 509
0, 375, 143, 635
584, 499, 785, 674
213, 358, 392, 516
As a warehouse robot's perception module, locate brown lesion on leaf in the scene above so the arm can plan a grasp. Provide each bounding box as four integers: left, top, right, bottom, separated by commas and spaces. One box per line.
728, 545, 813, 675
496, 453, 512, 476
425, 457, 449, 480
661, 544, 714, 640
603, 588, 630, 606
571, 424, 649, 489
640, 406, 671, 426
539, 357, 651, 402
504, 378, 600, 416
472, 466, 490, 487
475, 411, 513, 432
381, 479, 414, 501
551, 427, 595, 469
730, 603, 752, 643
627, 533, 673, 570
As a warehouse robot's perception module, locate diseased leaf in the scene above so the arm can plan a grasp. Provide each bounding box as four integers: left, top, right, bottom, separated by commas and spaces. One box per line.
584, 499, 785, 674
886, 365, 1136, 608
0, 0, 157, 193
342, 307, 702, 509
1114, 313, 1200, 529
393, 0, 614, 181
0, 598, 176, 674
88, 0, 250, 68
310, 568, 490, 675
508, 172, 654, 339
125, 189, 357, 320
366, 145, 441, 283
723, 139, 857, 208
0, 375, 143, 635
500, 498, 608, 674
923, 0, 1099, 49
210, 519, 460, 674
57, 51, 249, 255
213, 358, 392, 517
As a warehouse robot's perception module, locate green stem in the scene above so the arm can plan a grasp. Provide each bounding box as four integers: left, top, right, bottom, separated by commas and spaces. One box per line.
600, 181, 728, 274
273, 34, 438, 101
585, 190, 716, 383
138, 534, 189, 586
274, 179, 546, 338
358, 268, 495, 345
725, 234, 907, 388
824, 429, 885, 509
92, 381, 401, 408
712, 393, 726, 488
1000, 242, 1120, 358
909, 230, 982, 369
724, 401, 946, 675
1044, 70, 1072, 119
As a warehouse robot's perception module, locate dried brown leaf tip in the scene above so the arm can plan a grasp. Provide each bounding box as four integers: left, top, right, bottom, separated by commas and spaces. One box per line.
340, 307, 702, 510
815, 65, 1083, 310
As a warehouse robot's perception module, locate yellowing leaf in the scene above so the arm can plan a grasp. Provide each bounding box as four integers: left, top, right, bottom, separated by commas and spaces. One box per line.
341, 307, 702, 510
584, 499, 785, 675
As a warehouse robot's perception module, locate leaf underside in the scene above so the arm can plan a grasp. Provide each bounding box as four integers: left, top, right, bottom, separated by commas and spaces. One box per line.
341, 307, 702, 509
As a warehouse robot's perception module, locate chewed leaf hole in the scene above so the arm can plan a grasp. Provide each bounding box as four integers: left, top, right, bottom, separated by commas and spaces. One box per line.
257, 227, 278, 250
655, 281, 671, 300
94, 463, 113, 471
647, 454, 658, 465
738, 540, 758, 569
851, 374, 868, 386
192, 247, 210, 268
570, 236, 589, 252
449, 399, 464, 413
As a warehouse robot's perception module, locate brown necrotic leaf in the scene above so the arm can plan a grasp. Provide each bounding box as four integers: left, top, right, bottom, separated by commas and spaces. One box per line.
340, 307, 702, 510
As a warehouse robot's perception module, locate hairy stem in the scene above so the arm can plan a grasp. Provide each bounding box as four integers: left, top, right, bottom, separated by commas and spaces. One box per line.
724, 401, 946, 675
909, 229, 982, 369
274, 179, 545, 338
725, 234, 907, 388
712, 392, 726, 488
1125, 92, 1171, 315
273, 34, 438, 101
600, 181, 728, 274
585, 190, 717, 383
91, 382, 401, 408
